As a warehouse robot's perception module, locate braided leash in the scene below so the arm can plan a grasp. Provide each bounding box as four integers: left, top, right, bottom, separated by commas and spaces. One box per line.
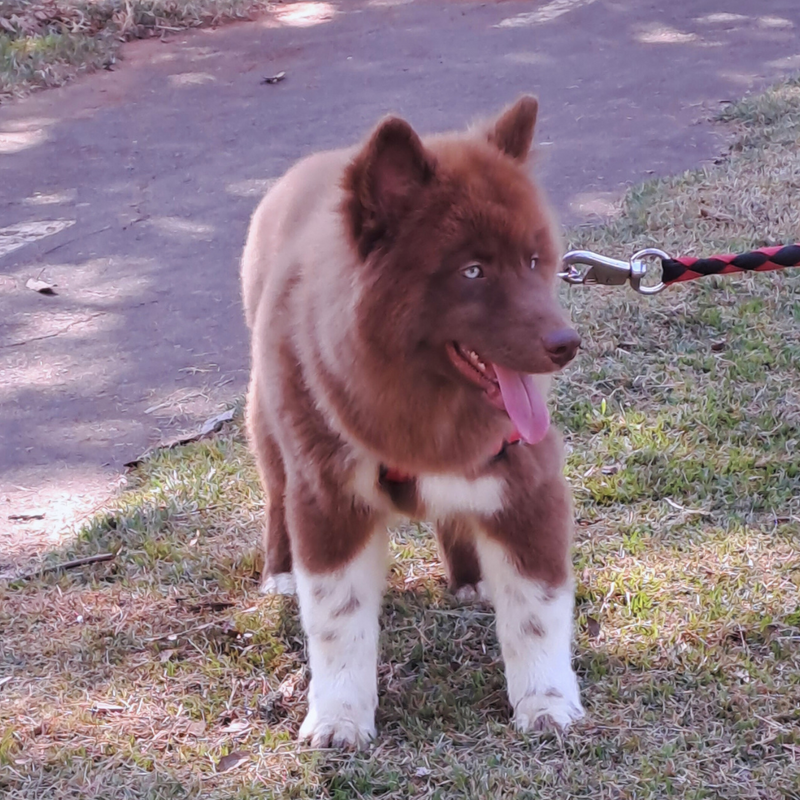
560, 244, 800, 294
660, 244, 800, 285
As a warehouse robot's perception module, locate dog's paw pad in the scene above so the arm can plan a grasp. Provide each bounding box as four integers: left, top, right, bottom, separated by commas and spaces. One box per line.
514, 690, 584, 733
259, 572, 296, 596
298, 714, 375, 750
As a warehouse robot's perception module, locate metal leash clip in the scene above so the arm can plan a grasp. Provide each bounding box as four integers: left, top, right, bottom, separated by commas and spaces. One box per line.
559, 248, 669, 295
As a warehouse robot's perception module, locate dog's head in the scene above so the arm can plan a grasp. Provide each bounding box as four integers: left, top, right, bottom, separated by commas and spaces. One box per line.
342, 97, 578, 447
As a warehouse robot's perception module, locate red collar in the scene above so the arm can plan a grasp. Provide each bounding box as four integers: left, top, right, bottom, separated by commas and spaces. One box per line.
380, 432, 522, 485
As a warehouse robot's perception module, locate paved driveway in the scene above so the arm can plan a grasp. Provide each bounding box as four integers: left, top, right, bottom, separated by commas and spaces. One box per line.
1, 0, 798, 561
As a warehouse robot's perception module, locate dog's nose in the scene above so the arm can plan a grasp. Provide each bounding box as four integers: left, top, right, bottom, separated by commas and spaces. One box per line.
543, 328, 581, 367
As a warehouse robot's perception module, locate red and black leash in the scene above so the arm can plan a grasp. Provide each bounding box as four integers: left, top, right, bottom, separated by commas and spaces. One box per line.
660, 243, 800, 285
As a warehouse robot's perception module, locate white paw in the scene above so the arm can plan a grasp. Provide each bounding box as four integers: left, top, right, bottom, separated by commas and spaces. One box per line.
454, 581, 488, 604
260, 572, 296, 596
514, 685, 584, 732
298, 709, 375, 749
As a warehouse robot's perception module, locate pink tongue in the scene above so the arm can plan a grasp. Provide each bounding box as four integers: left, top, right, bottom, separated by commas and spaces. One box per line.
493, 364, 550, 445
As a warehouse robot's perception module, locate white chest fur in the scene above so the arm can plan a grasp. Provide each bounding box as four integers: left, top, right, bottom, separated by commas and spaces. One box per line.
348, 452, 507, 520
417, 473, 506, 519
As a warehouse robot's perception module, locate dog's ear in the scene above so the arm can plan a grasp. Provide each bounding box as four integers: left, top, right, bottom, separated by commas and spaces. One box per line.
344, 116, 435, 258
488, 96, 538, 162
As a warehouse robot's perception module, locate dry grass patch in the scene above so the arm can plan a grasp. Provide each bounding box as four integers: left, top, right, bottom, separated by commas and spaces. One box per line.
0, 0, 272, 98
2, 78, 800, 798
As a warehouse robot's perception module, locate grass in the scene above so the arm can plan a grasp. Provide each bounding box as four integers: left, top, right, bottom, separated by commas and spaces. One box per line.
0, 0, 272, 99
2, 78, 800, 798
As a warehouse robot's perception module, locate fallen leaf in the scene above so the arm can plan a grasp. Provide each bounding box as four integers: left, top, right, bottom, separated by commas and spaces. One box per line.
215, 750, 249, 774
601, 465, 619, 476
199, 408, 235, 436
415, 767, 432, 778
125, 408, 236, 466
25, 278, 57, 295
159, 648, 176, 663
262, 71, 286, 85
586, 616, 601, 639
221, 720, 250, 734
186, 720, 206, 737
8, 511, 45, 521
710, 340, 726, 352
277, 670, 305, 701
0, 18, 16, 32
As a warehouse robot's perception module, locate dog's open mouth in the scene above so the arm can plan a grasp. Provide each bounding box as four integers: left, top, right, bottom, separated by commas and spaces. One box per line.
446, 342, 550, 445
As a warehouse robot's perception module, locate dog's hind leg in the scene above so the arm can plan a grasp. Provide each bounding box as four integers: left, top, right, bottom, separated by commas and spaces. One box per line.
436, 517, 484, 603
246, 377, 294, 595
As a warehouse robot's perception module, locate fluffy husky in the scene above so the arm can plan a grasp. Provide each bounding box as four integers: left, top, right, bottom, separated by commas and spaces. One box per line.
241, 97, 584, 747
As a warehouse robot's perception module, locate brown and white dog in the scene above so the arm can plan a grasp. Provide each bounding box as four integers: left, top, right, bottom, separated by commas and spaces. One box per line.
241, 97, 584, 748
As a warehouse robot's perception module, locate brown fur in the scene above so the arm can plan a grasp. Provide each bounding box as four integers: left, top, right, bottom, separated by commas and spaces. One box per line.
242, 96, 576, 587
482, 428, 573, 587
437, 517, 482, 592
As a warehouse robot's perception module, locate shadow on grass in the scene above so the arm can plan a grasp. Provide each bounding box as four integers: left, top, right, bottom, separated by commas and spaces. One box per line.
0, 445, 526, 797
3, 421, 798, 799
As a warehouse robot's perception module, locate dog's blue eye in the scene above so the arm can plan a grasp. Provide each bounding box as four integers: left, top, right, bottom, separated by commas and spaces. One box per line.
462, 264, 483, 279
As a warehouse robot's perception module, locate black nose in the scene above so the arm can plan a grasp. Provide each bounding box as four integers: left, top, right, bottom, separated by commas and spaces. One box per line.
542, 328, 581, 367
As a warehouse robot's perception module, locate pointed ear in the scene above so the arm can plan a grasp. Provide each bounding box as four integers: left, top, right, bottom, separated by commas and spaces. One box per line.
488, 95, 538, 162
343, 116, 435, 257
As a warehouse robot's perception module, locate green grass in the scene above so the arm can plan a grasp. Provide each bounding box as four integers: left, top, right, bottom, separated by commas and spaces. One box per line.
2, 78, 800, 798
0, 0, 272, 99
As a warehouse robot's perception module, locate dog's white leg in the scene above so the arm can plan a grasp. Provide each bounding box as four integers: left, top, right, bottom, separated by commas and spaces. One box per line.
259, 572, 296, 596
295, 530, 387, 748
475, 533, 584, 731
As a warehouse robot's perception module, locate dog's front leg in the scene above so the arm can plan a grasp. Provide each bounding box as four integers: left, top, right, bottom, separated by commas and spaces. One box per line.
475, 532, 584, 731
291, 507, 388, 749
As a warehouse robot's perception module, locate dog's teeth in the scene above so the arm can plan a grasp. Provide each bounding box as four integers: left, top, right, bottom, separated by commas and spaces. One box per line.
458, 345, 487, 374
